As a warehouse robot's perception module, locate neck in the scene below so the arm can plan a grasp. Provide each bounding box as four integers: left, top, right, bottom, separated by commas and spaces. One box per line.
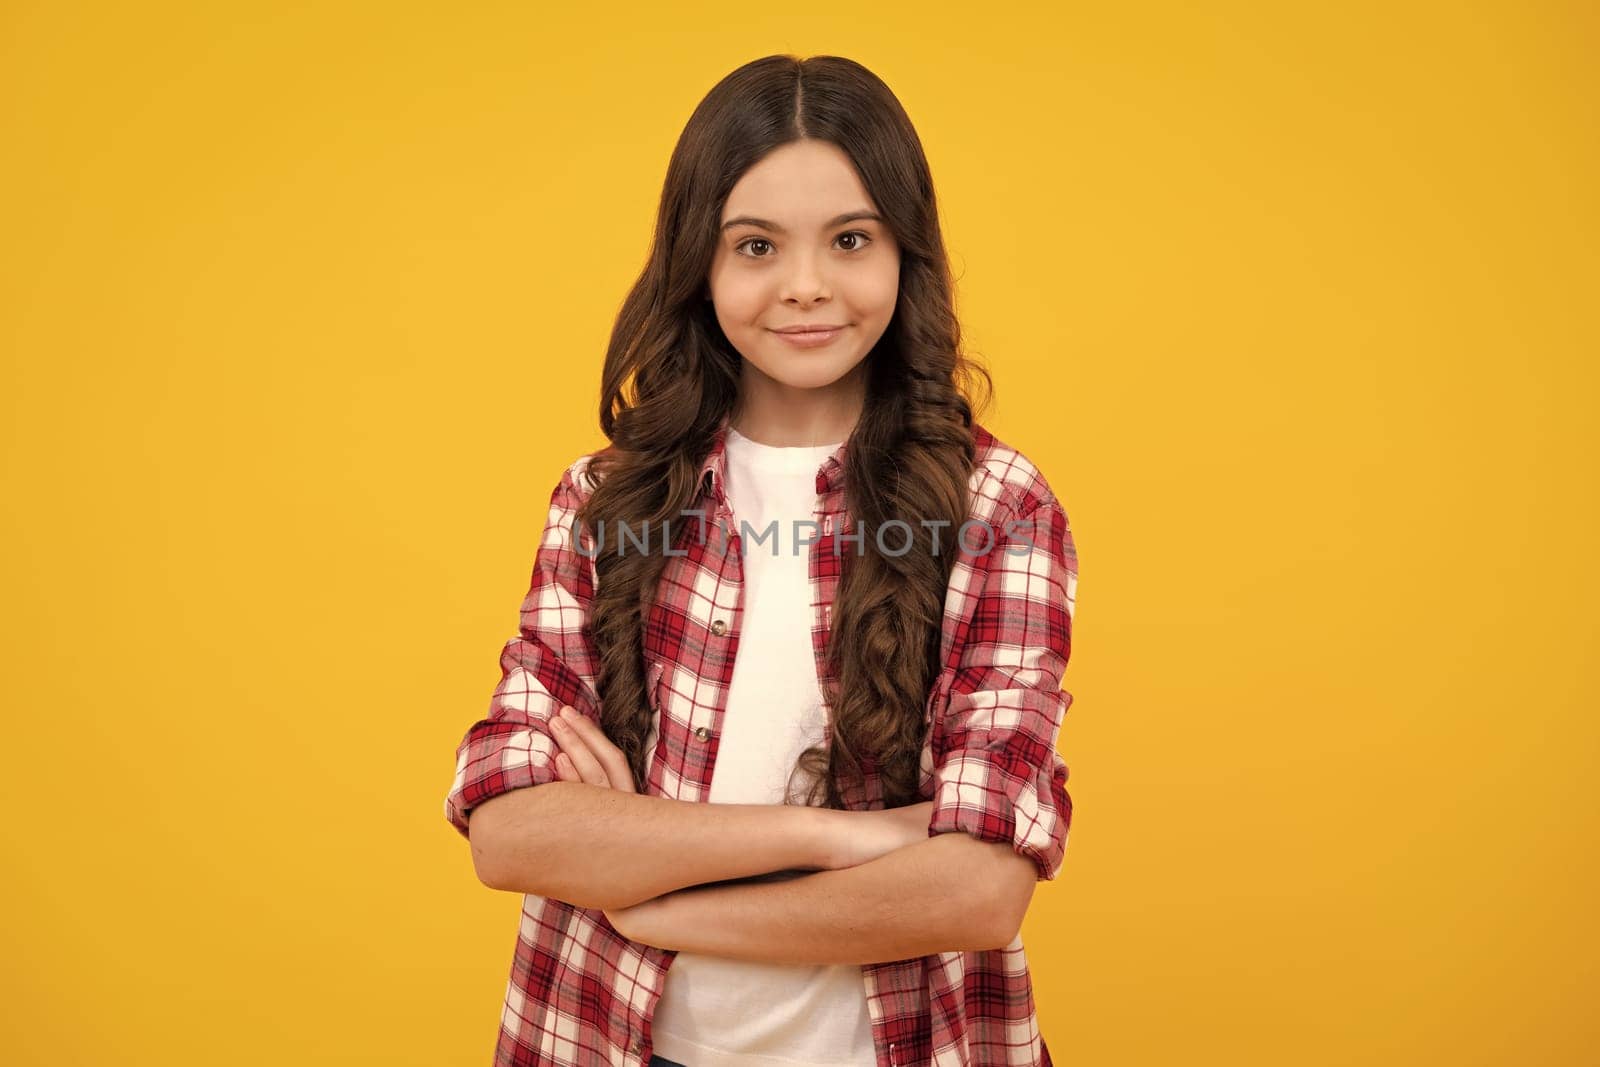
729, 360, 866, 446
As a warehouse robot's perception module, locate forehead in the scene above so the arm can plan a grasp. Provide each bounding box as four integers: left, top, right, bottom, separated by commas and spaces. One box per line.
721, 140, 875, 225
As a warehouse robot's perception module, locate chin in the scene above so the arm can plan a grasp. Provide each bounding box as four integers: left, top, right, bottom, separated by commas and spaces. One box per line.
763, 356, 863, 391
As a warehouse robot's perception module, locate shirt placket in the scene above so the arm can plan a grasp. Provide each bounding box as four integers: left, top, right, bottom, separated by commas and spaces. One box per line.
810, 475, 848, 751
692, 481, 745, 799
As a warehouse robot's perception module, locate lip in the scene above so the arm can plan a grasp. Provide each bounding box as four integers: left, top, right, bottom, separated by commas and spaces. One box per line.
769, 324, 849, 348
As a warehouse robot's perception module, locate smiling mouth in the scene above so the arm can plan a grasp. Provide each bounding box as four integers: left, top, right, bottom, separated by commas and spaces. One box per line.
769, 325, 849, 347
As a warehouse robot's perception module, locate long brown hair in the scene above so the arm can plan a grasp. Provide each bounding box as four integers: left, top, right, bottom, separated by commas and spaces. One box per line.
578, 54, 993, 810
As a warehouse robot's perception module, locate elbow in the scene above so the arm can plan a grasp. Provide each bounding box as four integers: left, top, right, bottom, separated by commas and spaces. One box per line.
463, 790, 538, 893
466, 811, 512, 891
988, 908, 1024, 952
983, 847, 1040, 950
931, 833, 1036, 951
977, 898, 1024, 952
465, 795, 624, 910
979, 898, 1026, 952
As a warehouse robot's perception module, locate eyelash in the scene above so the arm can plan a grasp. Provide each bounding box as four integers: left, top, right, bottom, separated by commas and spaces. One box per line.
733, 231, 874, 259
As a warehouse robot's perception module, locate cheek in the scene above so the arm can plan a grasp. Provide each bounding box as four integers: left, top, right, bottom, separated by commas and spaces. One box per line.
853, 265, 900, 318
713, 274, 769, 324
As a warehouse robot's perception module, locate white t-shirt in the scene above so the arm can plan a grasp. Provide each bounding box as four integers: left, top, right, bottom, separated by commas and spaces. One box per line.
649, 425, 877, 1067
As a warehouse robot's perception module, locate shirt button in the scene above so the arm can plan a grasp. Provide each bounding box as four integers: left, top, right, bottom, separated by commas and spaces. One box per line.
695, 726, 711, 741
710, 619, 728, 636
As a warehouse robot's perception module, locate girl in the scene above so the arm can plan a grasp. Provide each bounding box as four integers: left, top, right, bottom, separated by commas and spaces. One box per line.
446, 54, 1078, 1067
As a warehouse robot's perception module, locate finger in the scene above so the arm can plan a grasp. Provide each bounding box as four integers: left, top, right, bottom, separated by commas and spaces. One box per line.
557, 707, 638, 794
550, 708, 612, 788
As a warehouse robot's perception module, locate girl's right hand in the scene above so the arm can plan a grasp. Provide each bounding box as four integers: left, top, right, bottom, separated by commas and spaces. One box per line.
822, 800, 936, 870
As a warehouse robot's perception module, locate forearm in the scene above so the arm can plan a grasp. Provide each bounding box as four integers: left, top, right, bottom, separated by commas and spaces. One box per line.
470, 782, 829, 909
621, 831, 1008, 964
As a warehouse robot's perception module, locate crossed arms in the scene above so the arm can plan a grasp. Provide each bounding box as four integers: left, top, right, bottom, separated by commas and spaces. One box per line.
446, 467, 1076, 966
468, 781, 1035, 964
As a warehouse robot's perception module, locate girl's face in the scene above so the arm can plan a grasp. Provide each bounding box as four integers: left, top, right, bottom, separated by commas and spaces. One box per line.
707, 139, 901, 397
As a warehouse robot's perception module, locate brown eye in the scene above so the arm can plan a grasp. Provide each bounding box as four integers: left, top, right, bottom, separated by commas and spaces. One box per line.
734, 231, 873, 258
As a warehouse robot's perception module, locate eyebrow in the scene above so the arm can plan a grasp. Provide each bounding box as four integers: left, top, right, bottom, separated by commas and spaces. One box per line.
719, 210, 884, 234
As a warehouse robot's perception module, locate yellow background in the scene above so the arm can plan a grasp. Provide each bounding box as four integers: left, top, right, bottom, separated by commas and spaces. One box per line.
2, 2, 1594, 1064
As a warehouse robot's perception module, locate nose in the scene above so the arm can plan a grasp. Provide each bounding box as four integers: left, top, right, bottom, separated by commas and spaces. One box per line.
780, 251, 830, 305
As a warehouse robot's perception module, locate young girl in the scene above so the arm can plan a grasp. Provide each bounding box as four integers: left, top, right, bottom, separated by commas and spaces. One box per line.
446, 54, 1078, 1067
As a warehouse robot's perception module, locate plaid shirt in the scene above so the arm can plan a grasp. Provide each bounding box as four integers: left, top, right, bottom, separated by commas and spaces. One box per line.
446, 416, 1078, 1067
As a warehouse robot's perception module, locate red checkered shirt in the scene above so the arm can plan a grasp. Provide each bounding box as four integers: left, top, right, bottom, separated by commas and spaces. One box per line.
446, 416, 1078, 1066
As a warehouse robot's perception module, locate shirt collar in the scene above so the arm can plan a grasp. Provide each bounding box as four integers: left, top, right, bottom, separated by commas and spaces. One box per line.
698, 412, 850, 499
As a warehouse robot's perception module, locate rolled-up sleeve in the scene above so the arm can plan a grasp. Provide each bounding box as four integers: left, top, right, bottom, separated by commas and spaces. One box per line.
444, 465, 601, 840
927, 490, 1078, 881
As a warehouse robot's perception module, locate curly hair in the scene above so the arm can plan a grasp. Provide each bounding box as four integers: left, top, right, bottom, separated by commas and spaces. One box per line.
576, 53, 993, 812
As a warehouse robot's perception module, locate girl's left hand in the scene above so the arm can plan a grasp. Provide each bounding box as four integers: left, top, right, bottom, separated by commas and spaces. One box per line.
548, 705, 638, 793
